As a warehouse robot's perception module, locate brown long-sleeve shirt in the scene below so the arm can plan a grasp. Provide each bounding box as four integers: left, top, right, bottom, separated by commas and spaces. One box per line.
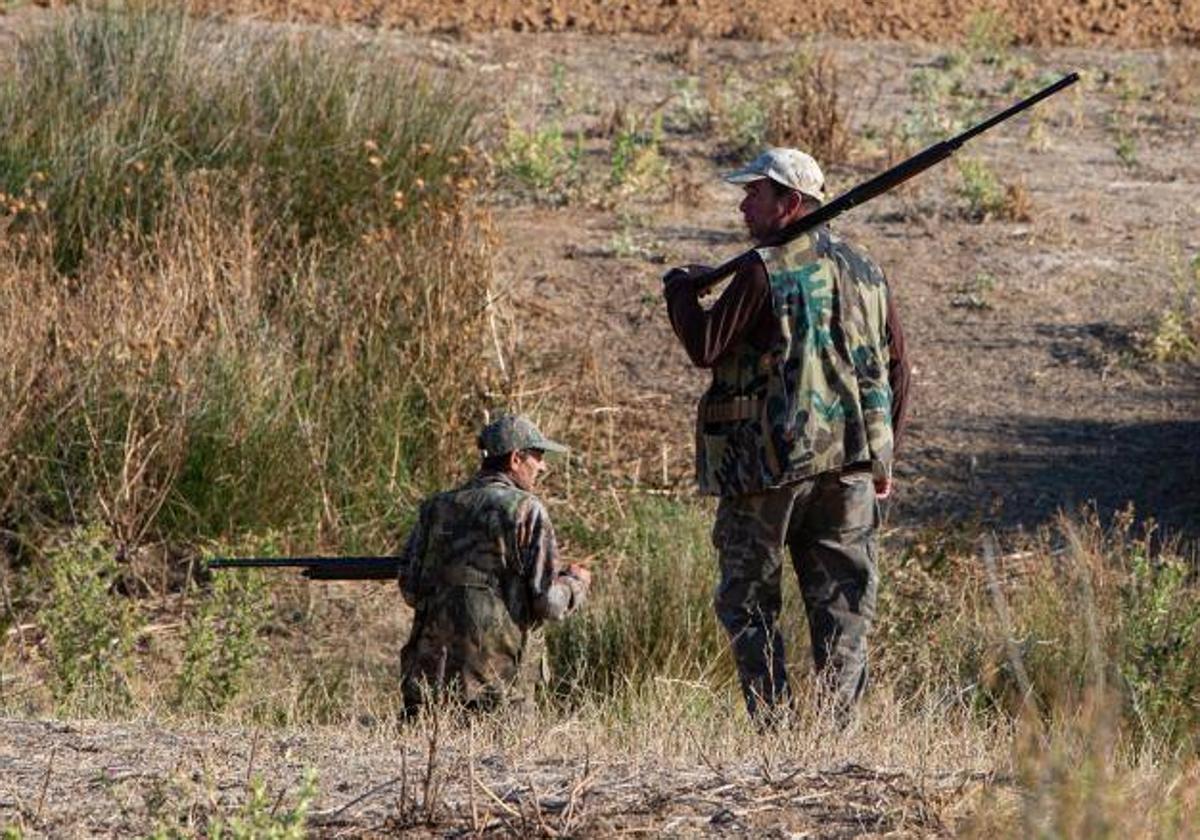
665, 252, 911, 451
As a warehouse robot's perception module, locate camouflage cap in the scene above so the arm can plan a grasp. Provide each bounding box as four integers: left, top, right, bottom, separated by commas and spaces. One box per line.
477, 414, 568, 458
723, 147, 826, 202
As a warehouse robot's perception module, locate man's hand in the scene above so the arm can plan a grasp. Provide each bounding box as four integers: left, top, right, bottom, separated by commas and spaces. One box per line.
662, 264, 713, 296
874, 475, 893, 500
565, 563, 592, 587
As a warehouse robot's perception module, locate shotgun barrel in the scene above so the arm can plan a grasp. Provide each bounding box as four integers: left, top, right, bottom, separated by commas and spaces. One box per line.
207, 555, 399, 581
683, 72, 1080, 294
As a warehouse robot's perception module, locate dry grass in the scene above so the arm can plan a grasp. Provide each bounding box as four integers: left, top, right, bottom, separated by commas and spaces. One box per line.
4, 675, 1198, 837
0, 7, 496, 555
764, 48, 856, 166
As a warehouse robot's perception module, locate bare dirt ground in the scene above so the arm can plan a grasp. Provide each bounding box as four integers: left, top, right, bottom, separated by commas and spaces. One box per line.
2, 4, 1199, 837
1, 715, 998, 837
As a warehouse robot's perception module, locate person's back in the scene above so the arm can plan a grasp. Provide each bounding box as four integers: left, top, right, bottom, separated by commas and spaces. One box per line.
397, 416, 589, 714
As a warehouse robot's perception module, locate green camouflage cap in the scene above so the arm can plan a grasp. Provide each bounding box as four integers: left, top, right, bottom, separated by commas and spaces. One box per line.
477, 414, 568, 457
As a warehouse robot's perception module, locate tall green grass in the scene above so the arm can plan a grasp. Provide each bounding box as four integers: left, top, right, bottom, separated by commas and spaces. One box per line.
0, 6, 492, 554
0, 6, 499, 714
1, 5, 477, 271
547, 494, 731, 701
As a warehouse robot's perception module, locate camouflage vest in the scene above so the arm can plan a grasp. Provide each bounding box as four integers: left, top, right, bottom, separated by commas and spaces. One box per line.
401, 473, 541, 705
695, 227, 893, 496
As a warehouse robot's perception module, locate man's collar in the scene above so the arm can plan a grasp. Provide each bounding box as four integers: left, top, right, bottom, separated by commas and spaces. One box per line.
468, 469, 521, 490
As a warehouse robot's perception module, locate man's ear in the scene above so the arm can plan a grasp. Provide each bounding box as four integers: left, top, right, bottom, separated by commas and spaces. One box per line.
505, 450, 522, 473
785, 189, 805, 216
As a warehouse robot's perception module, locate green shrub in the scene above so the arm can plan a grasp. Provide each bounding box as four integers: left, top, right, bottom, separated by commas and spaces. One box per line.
36, 525, 137, 708
956, 156, 1031, 221
497, 121, 582, 199
0, 6, 479, 271
609, 113, 668, 190
0, 6, 492, 556
1121, 550, 1200, 747
175, 557, 269, 713
878, 514, 1200, 749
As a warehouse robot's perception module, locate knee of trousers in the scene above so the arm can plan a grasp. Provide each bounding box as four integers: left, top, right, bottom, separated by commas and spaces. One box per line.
713, 585, 781, 636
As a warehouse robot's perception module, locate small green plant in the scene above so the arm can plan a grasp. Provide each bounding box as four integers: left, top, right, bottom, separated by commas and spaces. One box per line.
1114, 131, 1138, 167
175, 558, 269, 713
904, 54, 971, 144
210, 770, 317, 840
1121, 551, 1200, 748
951, 273, 998, 310
607, 211, 662, 260
666, 76, 709, 134
609, 113, 667, 191
1137, 309, 1197, 363
956, 157, 1005, 220
1136, 252, 1200, 363
37, 525, 137, 707
708, 72, 768, 158
497, 121, 581, 199
550, 60, 568, 106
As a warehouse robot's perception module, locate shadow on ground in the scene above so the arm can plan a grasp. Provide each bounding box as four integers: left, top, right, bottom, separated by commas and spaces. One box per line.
900, 414, 1200, 541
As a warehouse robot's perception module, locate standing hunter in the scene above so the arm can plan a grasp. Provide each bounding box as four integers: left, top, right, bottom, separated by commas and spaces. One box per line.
663, 148, 911, 724
397, 414, 592, 715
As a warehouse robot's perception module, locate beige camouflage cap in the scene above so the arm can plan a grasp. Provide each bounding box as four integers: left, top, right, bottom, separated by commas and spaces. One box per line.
477, 414, 568, 457
723, 147, 826, 202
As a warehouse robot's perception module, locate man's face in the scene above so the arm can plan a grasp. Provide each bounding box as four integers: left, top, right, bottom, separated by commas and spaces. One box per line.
509, 449, 547, 491
739, 179, 801, 242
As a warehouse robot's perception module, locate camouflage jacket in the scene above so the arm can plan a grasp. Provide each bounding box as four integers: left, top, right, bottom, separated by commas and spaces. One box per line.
397, 470, 587, 708
696, 227, 894, 496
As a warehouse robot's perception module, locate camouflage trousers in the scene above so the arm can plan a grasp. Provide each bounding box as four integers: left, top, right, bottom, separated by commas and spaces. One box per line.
713, 469, 879, 723
400, 624, 548, 718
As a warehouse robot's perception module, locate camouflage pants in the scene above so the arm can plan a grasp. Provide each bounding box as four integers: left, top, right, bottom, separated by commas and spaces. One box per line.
400, 624, 548, 718
713, 469, 879, 722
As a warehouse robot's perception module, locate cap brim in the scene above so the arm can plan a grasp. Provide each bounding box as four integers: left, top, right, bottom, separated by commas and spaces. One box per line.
722, 166, 766, 184
538, 439, 568, 455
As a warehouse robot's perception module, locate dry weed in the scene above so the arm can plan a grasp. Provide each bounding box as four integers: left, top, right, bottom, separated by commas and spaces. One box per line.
765, 48, 855, 165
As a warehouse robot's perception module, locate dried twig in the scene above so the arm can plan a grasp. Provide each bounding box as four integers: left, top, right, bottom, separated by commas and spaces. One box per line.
34, 746, 57, 823
312, 774, 404, 822
472, 773, 521, 819
980, 532, 1040, 719
243, 729, 261, 787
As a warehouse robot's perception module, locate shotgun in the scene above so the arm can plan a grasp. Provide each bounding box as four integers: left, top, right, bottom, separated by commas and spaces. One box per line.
679, 71, 1079, 294
207, 555, 399, 580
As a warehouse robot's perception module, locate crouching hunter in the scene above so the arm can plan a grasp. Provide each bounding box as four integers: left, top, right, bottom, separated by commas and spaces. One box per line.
397, 414, 592, 715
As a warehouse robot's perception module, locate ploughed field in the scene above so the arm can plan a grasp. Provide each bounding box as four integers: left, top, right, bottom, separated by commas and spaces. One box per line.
198, 0, 1200, 46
